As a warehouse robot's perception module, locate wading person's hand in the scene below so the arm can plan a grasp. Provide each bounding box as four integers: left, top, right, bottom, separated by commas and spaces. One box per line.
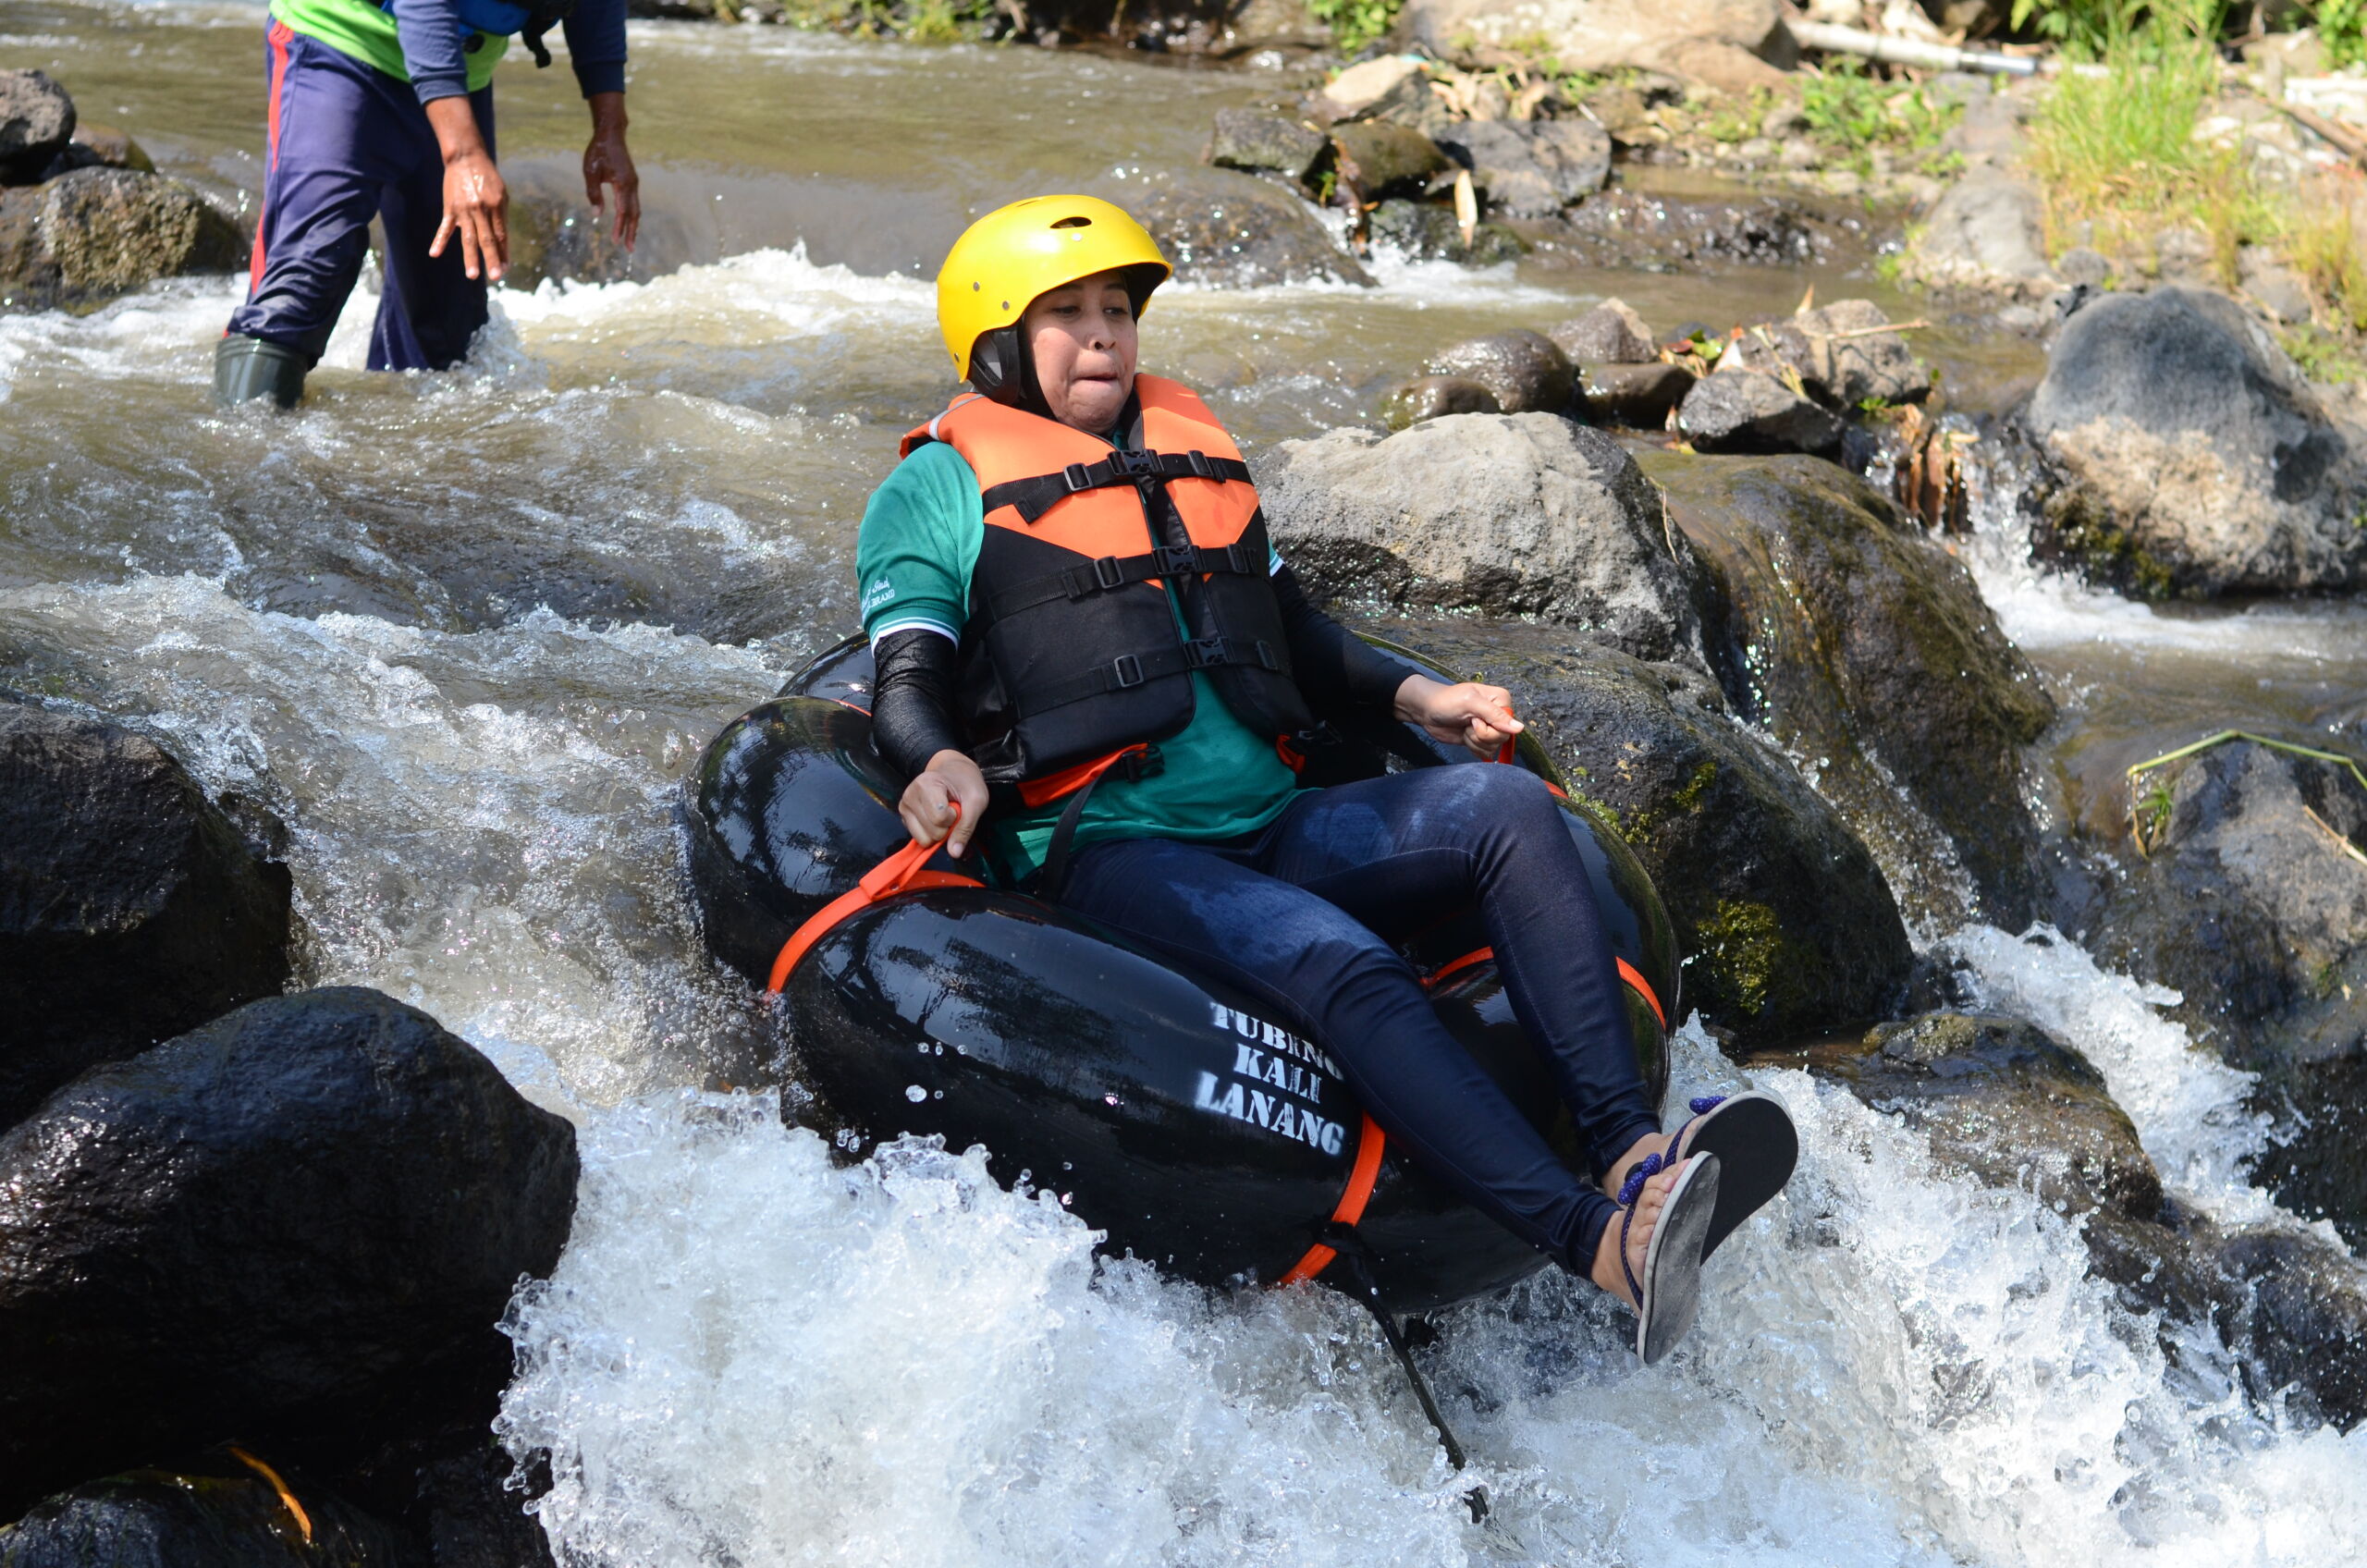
1394, 673, 1524, 759
900, 749, 989, 858
583, 91, 639, 249
425, 96, 508, 281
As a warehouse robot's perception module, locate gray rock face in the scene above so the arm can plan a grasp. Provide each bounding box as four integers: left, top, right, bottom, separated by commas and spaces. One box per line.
0, 69, 73, 186
1677, 368, 1846, 456
1723, 299, 1932, 409
1135, 170, 1369, 288
1208, 108, 1329, 183
0, 166, 245, 313
1551, 298, 1658, 363
1257, 413, 1711, 666
0, 702, 291, 1129
1905, 172, 2051, 292
1369, 620, 1912, 1047
1433, 118, 1611, 217
0, 988, 580, 1518
2090, 737, 2367, 1249
1365, 198, 1524, 264
1640, 451, 2057, 930
1331, 120, 1448, 200
1577, 361, 1694, 428
2024, 286, 2367, 596
1380, 374, 1500, 429
1423, 329, 1573, 413
1555, 187, 1830, 268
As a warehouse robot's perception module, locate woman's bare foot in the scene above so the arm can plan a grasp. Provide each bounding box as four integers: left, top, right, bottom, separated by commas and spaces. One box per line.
1588, 1157, 1688, 1306
1600, 1131, 1678, 1201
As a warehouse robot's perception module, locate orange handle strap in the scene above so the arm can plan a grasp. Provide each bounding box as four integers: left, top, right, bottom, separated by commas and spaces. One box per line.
1278, 1113, 1388, 1287
767, 802, 980, 994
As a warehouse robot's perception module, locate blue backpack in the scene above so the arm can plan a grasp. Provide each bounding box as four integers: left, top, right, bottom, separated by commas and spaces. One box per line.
381, 0, 578, 68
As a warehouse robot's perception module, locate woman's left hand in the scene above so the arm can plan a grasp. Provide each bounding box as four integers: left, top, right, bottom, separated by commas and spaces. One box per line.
1393, 674, 1524, 759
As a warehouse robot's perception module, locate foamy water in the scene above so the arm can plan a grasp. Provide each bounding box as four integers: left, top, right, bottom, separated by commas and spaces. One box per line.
5, 115, 2365, 1562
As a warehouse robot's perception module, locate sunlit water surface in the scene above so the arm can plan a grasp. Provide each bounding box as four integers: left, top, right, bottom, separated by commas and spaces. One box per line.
5, 4, 2366, 1562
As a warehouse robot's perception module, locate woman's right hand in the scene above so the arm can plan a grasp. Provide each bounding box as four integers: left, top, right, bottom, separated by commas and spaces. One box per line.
900, 749, 989, 858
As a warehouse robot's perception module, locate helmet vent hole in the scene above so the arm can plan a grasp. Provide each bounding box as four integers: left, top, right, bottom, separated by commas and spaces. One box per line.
1049, 215, 1093, 228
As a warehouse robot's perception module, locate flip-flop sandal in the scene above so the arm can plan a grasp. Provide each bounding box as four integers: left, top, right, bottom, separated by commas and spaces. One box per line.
1667, 1089, 1798, 1261
1616, 1151, 1722, 1366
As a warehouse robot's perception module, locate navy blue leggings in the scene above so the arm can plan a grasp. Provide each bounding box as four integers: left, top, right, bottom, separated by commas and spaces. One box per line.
1061, 763, 1659, 1273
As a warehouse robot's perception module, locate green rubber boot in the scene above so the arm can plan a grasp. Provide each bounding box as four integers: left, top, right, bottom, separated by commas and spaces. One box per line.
213, 334, 310, 409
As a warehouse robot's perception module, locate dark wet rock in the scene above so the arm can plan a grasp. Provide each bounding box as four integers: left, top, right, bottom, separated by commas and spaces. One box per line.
0, 70, 73, 186
0, 1449, 409, 1567
1331, 121, 1448, 201
1639, 451, 2058, 929
1803, 1013, 2161, 1220
0, 987, 578, 1517
1258, 413, 1710, 666
1578, 361, 1694, 428
1433, 119, 1611, 217
1551, 299, 1659, 364
2088, 737, 2367, 1247
32, 120, 157, 182
1550, 187, 1830, 269
1722, 300, 1932, 410
332, 1425, 556, 1568
1370, 620, 1912, 1046
0, 166, 245, 313
1783, 1008, 2367, 1429
1208, 108, 1330, 183
1380, 374, 1500, 429
0, 704, 291, 1129
1135, 169, 1369, 288
2023, 286, 2367, 596
1677, 369, 1846, 457
1366, 197, 1524, 264
1423, 329, 1573, 414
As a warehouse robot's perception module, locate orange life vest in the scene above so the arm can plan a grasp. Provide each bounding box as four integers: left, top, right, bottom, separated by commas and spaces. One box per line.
901, 374, 1312, 785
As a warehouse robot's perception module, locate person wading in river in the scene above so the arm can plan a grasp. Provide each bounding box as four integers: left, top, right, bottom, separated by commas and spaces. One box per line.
215, 0, 640, 408
854, 195, 1801, 1362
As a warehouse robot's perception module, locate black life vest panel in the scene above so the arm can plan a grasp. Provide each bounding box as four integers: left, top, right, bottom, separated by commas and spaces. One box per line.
899, 374, 1314, 784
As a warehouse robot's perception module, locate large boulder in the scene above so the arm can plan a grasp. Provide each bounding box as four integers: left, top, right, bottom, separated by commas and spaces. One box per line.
1330, 121, 1450, 201
1257, 413, 1711, 666
1209, 109, 1330, 183
0, 166, 244, 313
1638, 451, 2058, 930
0, 988, 579, 1517
2023, 286, 2367, 597
0, 1449, 407, 1566
1400, 0, 1795, 90
1899, 172, 2052, 296
1784, 1011, 2367, 1429
1422, 329, 1573, 413
0, 70, 74, 185
2088, 737, 2367, 1248
0, 703, 291, 1129
1551, 186, 1831, 269
1134, 169, 1369, 288
1433, 119, 1611, 217
1367, 619, 1913, 1046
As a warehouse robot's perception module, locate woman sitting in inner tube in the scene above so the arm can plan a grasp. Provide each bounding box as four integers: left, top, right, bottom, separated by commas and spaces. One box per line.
855, 195, 1799, 1363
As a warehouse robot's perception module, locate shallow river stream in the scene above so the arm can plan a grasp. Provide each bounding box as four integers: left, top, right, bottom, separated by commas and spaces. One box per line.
6, 5, 2367, 1563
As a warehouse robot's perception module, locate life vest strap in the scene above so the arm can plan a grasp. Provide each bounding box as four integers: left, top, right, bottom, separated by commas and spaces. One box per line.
1027, 743, 1159, 904
985, 541, 1261, 623
1014, 635, 1282, 720
980, 447, 1254, 526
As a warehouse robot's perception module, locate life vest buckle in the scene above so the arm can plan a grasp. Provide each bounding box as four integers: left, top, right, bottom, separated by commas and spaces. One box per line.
1110, 654, 1145, 689
1115, 447, 1162, 478
1062, 461, 1095, 493
1183, 449, 1216, 480
1184, 637, 1228, 670
1153, 544, 1197, 577
1091, 555, 1126, 591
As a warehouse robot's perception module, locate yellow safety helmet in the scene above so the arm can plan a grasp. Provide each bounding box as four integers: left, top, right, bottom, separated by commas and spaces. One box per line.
935, 195, 1171, 390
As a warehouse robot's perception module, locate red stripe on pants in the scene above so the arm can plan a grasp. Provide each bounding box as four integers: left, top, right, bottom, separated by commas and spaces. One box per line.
247, 19, 295, 299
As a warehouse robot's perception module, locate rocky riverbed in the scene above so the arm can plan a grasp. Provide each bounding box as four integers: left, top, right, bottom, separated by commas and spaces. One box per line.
5, 4, 2367, 1564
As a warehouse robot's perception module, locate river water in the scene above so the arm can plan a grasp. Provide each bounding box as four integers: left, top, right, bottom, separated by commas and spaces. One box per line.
6, 5, 2367, 1563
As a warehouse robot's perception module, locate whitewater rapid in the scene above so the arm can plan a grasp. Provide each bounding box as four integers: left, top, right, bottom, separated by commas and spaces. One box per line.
6, 218, 2366, 1567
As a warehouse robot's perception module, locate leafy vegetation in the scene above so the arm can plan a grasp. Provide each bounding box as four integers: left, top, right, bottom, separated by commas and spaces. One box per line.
1797, 59, 1960, 163
769, 0, 998, 40
1307, 0, 1402, 54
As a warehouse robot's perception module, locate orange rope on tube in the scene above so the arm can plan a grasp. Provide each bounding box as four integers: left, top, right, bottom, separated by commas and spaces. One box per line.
767, 803, 983, 993
1278, 1113, 1388, 1286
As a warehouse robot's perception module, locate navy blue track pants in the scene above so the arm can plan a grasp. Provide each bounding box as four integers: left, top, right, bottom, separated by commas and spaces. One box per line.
226, 21, 494, 371
1061, 763, 1661, 1274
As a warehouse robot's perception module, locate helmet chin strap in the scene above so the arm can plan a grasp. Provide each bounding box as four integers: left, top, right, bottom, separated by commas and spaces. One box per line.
967, 325, 1054, 421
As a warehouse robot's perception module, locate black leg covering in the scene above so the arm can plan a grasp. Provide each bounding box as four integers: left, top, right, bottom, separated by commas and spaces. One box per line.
214, 334, 311, 409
